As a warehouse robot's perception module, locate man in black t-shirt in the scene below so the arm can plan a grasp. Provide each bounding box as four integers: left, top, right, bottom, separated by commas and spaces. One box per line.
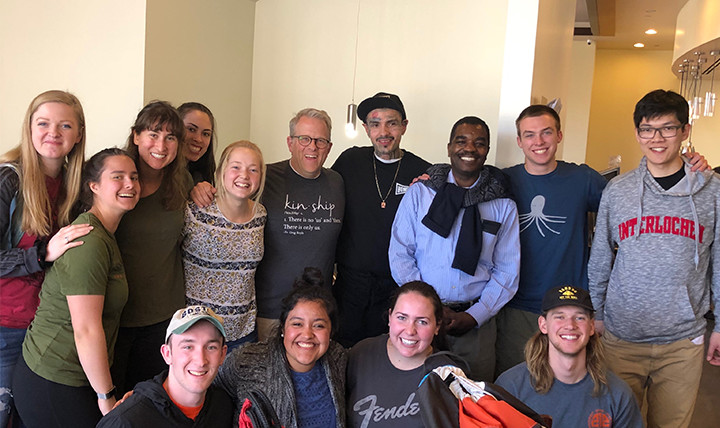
332, 92, 430, 347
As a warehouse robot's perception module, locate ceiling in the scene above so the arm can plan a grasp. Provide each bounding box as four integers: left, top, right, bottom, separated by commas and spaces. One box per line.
574, 0, 689, 50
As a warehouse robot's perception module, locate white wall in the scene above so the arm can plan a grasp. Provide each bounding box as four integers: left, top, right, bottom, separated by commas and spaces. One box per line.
250, 0, 511, 166
673, 0, 720, 63
144, 0, 256, 153
673, 0, 720, 167
0, 0, 147, 156
495, 0, 539, 168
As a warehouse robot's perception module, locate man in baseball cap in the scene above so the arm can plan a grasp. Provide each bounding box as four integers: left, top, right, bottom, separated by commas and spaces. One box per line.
495, 286, 642, 427
99, 306, 232, 427
165, 305, 227, 341
332, 92, 430, 347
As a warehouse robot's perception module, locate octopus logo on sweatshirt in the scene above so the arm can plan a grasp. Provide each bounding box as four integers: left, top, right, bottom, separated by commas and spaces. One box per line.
618, 215, 704, 243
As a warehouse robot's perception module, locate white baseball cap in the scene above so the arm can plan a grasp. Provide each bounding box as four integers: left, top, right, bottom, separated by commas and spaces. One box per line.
165, 305, 226, 341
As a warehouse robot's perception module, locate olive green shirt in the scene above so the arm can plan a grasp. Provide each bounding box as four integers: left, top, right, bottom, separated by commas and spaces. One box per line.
115, 187, 185, 327
22, 212, 128, 387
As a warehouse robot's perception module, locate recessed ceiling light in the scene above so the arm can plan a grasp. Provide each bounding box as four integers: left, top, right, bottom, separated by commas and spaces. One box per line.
645, 29, 657, 35
634, 43, 645, 48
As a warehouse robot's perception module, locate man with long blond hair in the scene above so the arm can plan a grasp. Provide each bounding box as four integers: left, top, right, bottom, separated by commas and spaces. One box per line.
496, 285, 642, 427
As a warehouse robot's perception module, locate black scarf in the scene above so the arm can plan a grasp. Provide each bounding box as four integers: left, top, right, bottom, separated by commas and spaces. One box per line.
421, 164, 512, 275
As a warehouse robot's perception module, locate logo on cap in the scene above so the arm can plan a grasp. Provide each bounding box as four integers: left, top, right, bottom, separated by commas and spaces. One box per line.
541, 284, 594, 312
166, 305, 226, 341
558, 286, 580, 301
180, 305, 212, 319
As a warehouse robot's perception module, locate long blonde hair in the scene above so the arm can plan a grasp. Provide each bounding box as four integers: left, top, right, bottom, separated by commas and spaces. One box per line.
215, 140, 266, 215
525, 315, 608, 397
0, 90, 86, 236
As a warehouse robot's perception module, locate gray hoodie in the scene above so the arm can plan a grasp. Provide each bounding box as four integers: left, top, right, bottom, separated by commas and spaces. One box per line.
589, 157, 720, 343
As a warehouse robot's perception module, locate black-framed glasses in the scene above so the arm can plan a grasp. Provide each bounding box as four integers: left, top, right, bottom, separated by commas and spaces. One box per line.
292, 135, 331, 149
636, 125, 683, 139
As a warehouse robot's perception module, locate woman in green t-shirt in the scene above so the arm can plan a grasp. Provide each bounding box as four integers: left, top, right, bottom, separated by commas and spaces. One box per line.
112, 101, 193, 395
13, 148, 140, 427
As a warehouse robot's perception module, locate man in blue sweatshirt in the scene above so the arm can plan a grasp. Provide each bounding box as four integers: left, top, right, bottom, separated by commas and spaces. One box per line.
588, 89, 720, 428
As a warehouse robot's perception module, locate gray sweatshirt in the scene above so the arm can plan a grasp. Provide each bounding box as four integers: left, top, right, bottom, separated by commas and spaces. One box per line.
589, 157, 720, 343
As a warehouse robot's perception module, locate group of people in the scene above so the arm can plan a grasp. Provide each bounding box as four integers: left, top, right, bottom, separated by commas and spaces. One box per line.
0, 87, 718, 428
0, 91, 269, 427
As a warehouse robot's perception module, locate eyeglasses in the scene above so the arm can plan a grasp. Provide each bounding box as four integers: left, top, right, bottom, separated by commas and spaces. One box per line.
292, 135, 331, 149
636, 125, 683, 139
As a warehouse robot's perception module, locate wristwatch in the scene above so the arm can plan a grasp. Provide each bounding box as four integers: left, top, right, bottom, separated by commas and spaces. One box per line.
97, 385, 116, 400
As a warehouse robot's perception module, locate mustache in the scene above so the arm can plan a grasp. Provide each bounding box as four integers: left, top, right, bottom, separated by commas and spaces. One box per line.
455, 152, 483, 157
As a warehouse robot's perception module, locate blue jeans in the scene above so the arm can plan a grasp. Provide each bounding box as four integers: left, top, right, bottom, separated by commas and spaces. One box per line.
0, 326, 26, 428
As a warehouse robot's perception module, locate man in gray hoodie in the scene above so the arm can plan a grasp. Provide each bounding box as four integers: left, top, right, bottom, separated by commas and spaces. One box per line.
588, 89, 720, 428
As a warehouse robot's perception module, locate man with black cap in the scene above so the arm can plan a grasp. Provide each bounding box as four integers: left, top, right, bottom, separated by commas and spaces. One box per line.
389, 116, 520, 381
332, 92, 430, 347
495, 286, 642, 427
98, 306, 233, 427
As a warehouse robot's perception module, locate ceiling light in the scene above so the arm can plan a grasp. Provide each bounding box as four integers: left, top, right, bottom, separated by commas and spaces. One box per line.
645, 29, 657, 35
634, 43, 645, 48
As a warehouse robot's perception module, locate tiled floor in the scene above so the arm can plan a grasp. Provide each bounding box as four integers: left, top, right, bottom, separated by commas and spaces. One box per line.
689, 320, 720, 427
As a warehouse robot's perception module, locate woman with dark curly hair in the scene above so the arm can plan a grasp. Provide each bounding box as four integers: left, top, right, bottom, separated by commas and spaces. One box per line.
215, 267, 346, 428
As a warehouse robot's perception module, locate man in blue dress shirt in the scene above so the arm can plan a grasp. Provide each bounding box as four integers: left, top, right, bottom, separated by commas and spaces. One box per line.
389, 116, 520, 381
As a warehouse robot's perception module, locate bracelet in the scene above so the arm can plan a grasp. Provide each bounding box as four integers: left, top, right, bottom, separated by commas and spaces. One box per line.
97, 385, 116, 400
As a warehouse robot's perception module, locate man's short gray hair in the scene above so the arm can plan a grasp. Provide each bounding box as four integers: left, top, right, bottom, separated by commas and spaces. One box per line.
289, 108, 332, 139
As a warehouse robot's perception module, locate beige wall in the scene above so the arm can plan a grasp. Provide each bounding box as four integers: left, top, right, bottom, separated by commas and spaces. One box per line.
496, 0, 578, 168
530, 0, 576, 163
0, 1, 147, 156
144, 0, 256, 155
250, 0, 511, 166
562, 40, 596, 164
530, 0, 575, 107
585, 49, 678, 173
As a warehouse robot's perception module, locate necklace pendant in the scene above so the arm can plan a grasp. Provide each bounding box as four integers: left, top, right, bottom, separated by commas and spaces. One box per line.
381, 201, 386, 209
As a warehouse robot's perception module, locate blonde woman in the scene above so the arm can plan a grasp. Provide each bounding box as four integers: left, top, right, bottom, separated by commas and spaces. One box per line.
0, 90, 91, 427
183, 141, 267, 351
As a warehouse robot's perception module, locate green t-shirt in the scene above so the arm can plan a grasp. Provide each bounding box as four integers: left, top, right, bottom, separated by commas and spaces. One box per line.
115, 186, 186, 327
22, 212, 128, 387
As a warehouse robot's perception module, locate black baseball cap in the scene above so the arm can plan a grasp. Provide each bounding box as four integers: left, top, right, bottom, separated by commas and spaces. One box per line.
357, 92, 407, 123
541, 285, 594, 313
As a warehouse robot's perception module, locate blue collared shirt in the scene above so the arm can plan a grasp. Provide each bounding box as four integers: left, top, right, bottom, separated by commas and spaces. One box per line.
389, 171, 520, 326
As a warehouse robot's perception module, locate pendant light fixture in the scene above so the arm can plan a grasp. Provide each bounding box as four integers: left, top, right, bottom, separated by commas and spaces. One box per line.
345, 0, 361, 139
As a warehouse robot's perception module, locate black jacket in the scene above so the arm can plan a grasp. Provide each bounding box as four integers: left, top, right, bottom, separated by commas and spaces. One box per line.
97, 371, 233, 427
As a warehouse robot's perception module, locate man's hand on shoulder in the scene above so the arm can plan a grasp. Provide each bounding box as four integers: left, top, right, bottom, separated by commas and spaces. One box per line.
112, 390, 134, 410
410, 173, 430, 186
687, 151, 710, 172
